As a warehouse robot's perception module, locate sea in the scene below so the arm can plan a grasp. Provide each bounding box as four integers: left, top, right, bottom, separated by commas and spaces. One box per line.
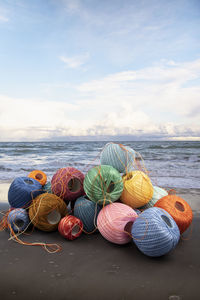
0, 141, 200, 189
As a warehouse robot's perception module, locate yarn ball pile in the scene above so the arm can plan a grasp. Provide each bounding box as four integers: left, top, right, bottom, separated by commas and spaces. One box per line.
1, 142, 193, 257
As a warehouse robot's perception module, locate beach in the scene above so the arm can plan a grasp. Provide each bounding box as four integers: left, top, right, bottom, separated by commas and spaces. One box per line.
0, 182, 200, 300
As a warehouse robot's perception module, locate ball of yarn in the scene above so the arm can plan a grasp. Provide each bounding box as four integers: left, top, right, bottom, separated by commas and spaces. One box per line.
8, 177, 43, 208
100, 142, 135, 173
42, 182, 52, 193
84, 165, 123, 205
58, 215, 83, 240
154, 195, 193, 234
28, 170, 47, 186
74, 196, 101, 233
51, 167, 84, 203
131, 207, 180, 257
121, 171, 153, 208
97, 202, 138, 244
29, 193, 67, 232
139, 186, 168, 210
7, 208, 30, 233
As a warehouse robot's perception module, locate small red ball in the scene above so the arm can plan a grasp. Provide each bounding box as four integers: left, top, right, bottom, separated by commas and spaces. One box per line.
58, 215, 83, 240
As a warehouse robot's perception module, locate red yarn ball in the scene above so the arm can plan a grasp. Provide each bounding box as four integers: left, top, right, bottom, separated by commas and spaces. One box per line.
51, 167, 85, 203
58, 215, 83, 240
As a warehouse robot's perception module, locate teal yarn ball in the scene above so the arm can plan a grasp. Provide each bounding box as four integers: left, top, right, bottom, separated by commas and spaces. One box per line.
100, 143, 135, 173
83, 165, 123, 205
139, 186, 168, 210
43, 182, 52, 193
74, 196, 101, 233
131, 207, 180, 257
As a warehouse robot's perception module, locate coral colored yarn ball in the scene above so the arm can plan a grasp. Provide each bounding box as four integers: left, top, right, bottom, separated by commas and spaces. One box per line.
97, 202, 138, 244
51, 167, 85, 203
74, 196, 101, 233
84, 165, 123, 205
154, 195, 193, 234
7, 208, 30, 233
100, 142, 135, 173
58, 215, 83, 240
121, 171, 153, 208
28, 170, 47, 186
8, 177, 43, 208
131, 207, 180, 257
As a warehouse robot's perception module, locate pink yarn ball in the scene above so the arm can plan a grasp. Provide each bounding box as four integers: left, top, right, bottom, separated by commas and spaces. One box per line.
97, 203, 138, 245
51, 167, 85, 203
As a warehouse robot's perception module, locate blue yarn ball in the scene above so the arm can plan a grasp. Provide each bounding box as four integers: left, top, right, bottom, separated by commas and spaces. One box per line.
74, 196, 101, 233
7, 208, 30, 233
100, 143, 135, 173
139, 186, 168, 210
8, 177, 43, 208
131, 207, 180, 257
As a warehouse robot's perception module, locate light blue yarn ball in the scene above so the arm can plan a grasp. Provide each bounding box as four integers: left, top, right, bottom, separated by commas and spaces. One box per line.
74, 196, 101, 233
100, 143, 135, 173
131, 207, 180, 257
8, 177, 43, 208
7, 208, 30, 233
139, 186, 168, 210
42, 182, 52, 193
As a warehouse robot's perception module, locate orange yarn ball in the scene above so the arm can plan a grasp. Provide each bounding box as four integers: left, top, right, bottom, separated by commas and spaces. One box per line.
154, 195, 193, 234
28, 170, 47, 186
29, 193, 67, 232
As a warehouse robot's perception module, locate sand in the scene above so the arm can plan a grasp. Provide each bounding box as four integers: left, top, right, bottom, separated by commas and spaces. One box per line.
0, 183, 200, 300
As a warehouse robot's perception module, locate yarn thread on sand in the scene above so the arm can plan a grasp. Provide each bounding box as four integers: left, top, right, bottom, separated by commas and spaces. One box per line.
74, 196, 101, 233
28, 170, 47, 186
8, 177, 43, 208
29, 193, 67, 232
121, 171, 153, 208
58, 215, 83, 240
51, 167, 84, 203
84, 165, 123, 205
7, 208, 30, 233
100, 142, 136, 173
154, 194, 193, 234
131, 207, 180, 257
97, 202, 138, 244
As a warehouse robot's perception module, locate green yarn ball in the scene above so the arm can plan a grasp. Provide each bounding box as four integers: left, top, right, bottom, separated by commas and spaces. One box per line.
42, 182, 52, 194
83, 165, 123, 205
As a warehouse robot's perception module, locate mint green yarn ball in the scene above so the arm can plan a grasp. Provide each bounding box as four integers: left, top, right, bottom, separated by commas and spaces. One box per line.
83, 165, 123, 205
139, 186, 168, 210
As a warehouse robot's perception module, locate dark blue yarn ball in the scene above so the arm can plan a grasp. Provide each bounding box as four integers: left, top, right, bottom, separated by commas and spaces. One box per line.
74, 196, 101, 233
7, 208, 30, 233
131, 207, 180, 257
8, 177, 43, 208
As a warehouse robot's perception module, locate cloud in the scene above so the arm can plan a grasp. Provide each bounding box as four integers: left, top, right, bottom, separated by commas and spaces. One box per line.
60, 53, 89, 69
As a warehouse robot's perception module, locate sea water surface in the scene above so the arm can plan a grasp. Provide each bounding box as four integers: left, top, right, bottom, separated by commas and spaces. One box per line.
0, 141, 200, 189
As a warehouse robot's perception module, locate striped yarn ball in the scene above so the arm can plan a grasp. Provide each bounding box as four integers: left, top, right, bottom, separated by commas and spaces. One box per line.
139, 186, 168, 210
8, 177, 43, 208
100, 142, 135, 173
154, 195, 193, 234
58, 215, 83, 240
74, 196, 101, 233
131, 207, 180, 257
51, 167, 84, 203
97, 202, 138, 244
121, 171, 153, 208
84, 165, 123, 205
28, 170, 47, 186
29, 193, 67, 232
7, 208, 30, 233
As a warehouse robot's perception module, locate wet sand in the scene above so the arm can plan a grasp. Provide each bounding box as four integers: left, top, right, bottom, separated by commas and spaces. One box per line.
0, 184, 200, 300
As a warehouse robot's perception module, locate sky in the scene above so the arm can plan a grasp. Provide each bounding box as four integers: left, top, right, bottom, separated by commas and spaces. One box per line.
0, 0, 200, 141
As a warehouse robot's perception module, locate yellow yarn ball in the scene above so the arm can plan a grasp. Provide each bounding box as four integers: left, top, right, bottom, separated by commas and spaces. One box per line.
121, 171, 153, 208
29, 193, 67, 232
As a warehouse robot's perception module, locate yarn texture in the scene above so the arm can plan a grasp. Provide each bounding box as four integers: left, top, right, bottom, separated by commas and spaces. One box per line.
29, 193, 67, 232
28, 170, 47, 186
8, 177, 43, 208
7, 208, 30, 233
100, 142, 135, 173
84, 165, 123, 205
97, 202, 138, 244
121, 171, 153, 208
131, 207, 180, 257
139, 186, 168, 210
